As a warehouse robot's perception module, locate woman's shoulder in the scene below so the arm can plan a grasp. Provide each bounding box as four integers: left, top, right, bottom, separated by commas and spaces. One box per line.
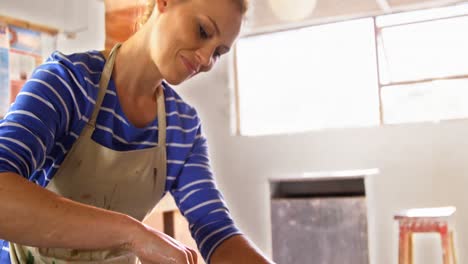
46, 49, 106, 67
32, 50, 107, 127
35, 50, 106, 99
43, 50, 105, 80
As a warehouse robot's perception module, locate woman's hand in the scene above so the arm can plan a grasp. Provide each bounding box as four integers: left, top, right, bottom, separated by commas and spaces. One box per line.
128, 223, 198, 264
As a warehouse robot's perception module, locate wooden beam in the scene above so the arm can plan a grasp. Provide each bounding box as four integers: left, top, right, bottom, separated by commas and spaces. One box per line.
163, 211, 175, 238
382, 74, 468, 87
379, 13, 468, 29
233, 45, 242, 136
0, 15, 58, 36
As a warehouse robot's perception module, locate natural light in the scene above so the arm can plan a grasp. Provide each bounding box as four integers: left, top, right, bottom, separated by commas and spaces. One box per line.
235, 3, 468, 136
378, 16, 468, 83
236, 18, 379, 136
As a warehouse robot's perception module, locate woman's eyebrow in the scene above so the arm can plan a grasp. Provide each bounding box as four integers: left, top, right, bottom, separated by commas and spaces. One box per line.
206, 16, 231, 52
207, 15, 220, 35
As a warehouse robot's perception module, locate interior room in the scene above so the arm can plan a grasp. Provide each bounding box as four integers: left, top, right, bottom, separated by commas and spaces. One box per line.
0, 0, 467, 263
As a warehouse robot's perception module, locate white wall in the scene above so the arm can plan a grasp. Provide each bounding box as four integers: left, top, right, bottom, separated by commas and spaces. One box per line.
176, 57, 467, 264
0, 0, 104, 53
56, 0, 105, 53
0, 0, 65, 28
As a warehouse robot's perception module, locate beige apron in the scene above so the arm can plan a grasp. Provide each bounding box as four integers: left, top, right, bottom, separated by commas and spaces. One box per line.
10, 43, 168, 264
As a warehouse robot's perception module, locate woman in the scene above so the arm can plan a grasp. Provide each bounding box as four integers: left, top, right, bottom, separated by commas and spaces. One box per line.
0, 0, 273, 263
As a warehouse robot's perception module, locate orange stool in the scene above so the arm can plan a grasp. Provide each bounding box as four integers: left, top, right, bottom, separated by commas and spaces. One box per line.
394, 206, 457, 264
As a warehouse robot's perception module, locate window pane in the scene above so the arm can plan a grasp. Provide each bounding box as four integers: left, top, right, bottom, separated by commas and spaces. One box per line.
376, 3, 468, 27
382, 79, 468, 124
379, 15, 468, 83
236, 19, 379, 136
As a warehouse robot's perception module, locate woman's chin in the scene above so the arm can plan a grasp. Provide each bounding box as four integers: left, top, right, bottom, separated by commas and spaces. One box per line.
164, 74, 193, 86
164, 78, 183, 86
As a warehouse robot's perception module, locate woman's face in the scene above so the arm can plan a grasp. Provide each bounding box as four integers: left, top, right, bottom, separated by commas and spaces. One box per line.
148, 0, 243, 85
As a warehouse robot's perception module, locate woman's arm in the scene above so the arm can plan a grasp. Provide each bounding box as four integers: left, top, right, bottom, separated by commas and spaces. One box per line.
210, 235, 274, 264
0, 171, 137, 249
171, 117, 273, 263
170, 121, 242, 262
0, 171, 197, 264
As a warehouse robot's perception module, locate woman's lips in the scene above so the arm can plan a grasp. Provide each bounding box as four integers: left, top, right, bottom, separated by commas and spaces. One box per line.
181, 55, 197, 74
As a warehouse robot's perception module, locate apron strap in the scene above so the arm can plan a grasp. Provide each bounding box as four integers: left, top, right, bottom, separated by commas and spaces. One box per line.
89, 43, 121, 128
156, 85, 166, 148
154, 84, 167, 200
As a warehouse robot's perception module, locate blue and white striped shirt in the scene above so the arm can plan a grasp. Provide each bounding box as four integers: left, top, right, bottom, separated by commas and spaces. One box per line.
0, 50, 241, 263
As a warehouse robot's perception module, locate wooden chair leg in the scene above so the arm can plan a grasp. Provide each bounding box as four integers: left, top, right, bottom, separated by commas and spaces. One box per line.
408, 232, 413, 264
441, 231, 451, 264
399, 229, 411, 264
449, 231, 457, 264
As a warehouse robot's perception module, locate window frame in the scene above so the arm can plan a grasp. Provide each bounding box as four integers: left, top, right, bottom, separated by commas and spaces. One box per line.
375, 13, 468, 124
233, 8, 468, 135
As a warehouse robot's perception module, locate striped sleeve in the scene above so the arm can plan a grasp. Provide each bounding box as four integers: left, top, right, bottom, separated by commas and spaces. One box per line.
170, 121, 242, 263
0, 55, 84, 178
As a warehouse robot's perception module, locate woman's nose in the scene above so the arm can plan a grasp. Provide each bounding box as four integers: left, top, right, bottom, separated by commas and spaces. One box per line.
196, 46, 215, 68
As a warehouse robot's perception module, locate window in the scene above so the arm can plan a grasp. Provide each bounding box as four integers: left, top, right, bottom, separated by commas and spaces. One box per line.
234, 3, 468, 136
235, 19, 379, 136
377, 5, 468, 124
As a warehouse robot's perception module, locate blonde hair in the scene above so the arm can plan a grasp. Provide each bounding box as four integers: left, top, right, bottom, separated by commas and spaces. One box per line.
135, 0, 156, 30
138, 0, 248, 26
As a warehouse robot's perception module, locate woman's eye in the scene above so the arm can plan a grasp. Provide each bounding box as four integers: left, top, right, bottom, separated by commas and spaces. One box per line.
199, 25, 209, 39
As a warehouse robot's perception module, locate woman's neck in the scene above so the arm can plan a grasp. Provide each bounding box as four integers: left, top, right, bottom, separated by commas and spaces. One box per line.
110, 27, 163, 100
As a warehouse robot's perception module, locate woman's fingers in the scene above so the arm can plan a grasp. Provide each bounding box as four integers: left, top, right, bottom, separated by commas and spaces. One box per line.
186, 246, 198, 264
130, 223, 200, 264
183, 246, 195, 264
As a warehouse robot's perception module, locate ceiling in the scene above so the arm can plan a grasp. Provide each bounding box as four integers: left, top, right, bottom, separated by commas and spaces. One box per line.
12, 0, 460, 36
244, 0, 467, 34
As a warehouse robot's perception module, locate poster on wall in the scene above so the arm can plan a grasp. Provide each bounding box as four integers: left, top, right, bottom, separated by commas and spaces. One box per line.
8, 25, 42, 55
0, 23, 8, 48
0, 23, 9, 117
8, 25, 42, 108
9, 51, 38, 104
0, 19, 57, 118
